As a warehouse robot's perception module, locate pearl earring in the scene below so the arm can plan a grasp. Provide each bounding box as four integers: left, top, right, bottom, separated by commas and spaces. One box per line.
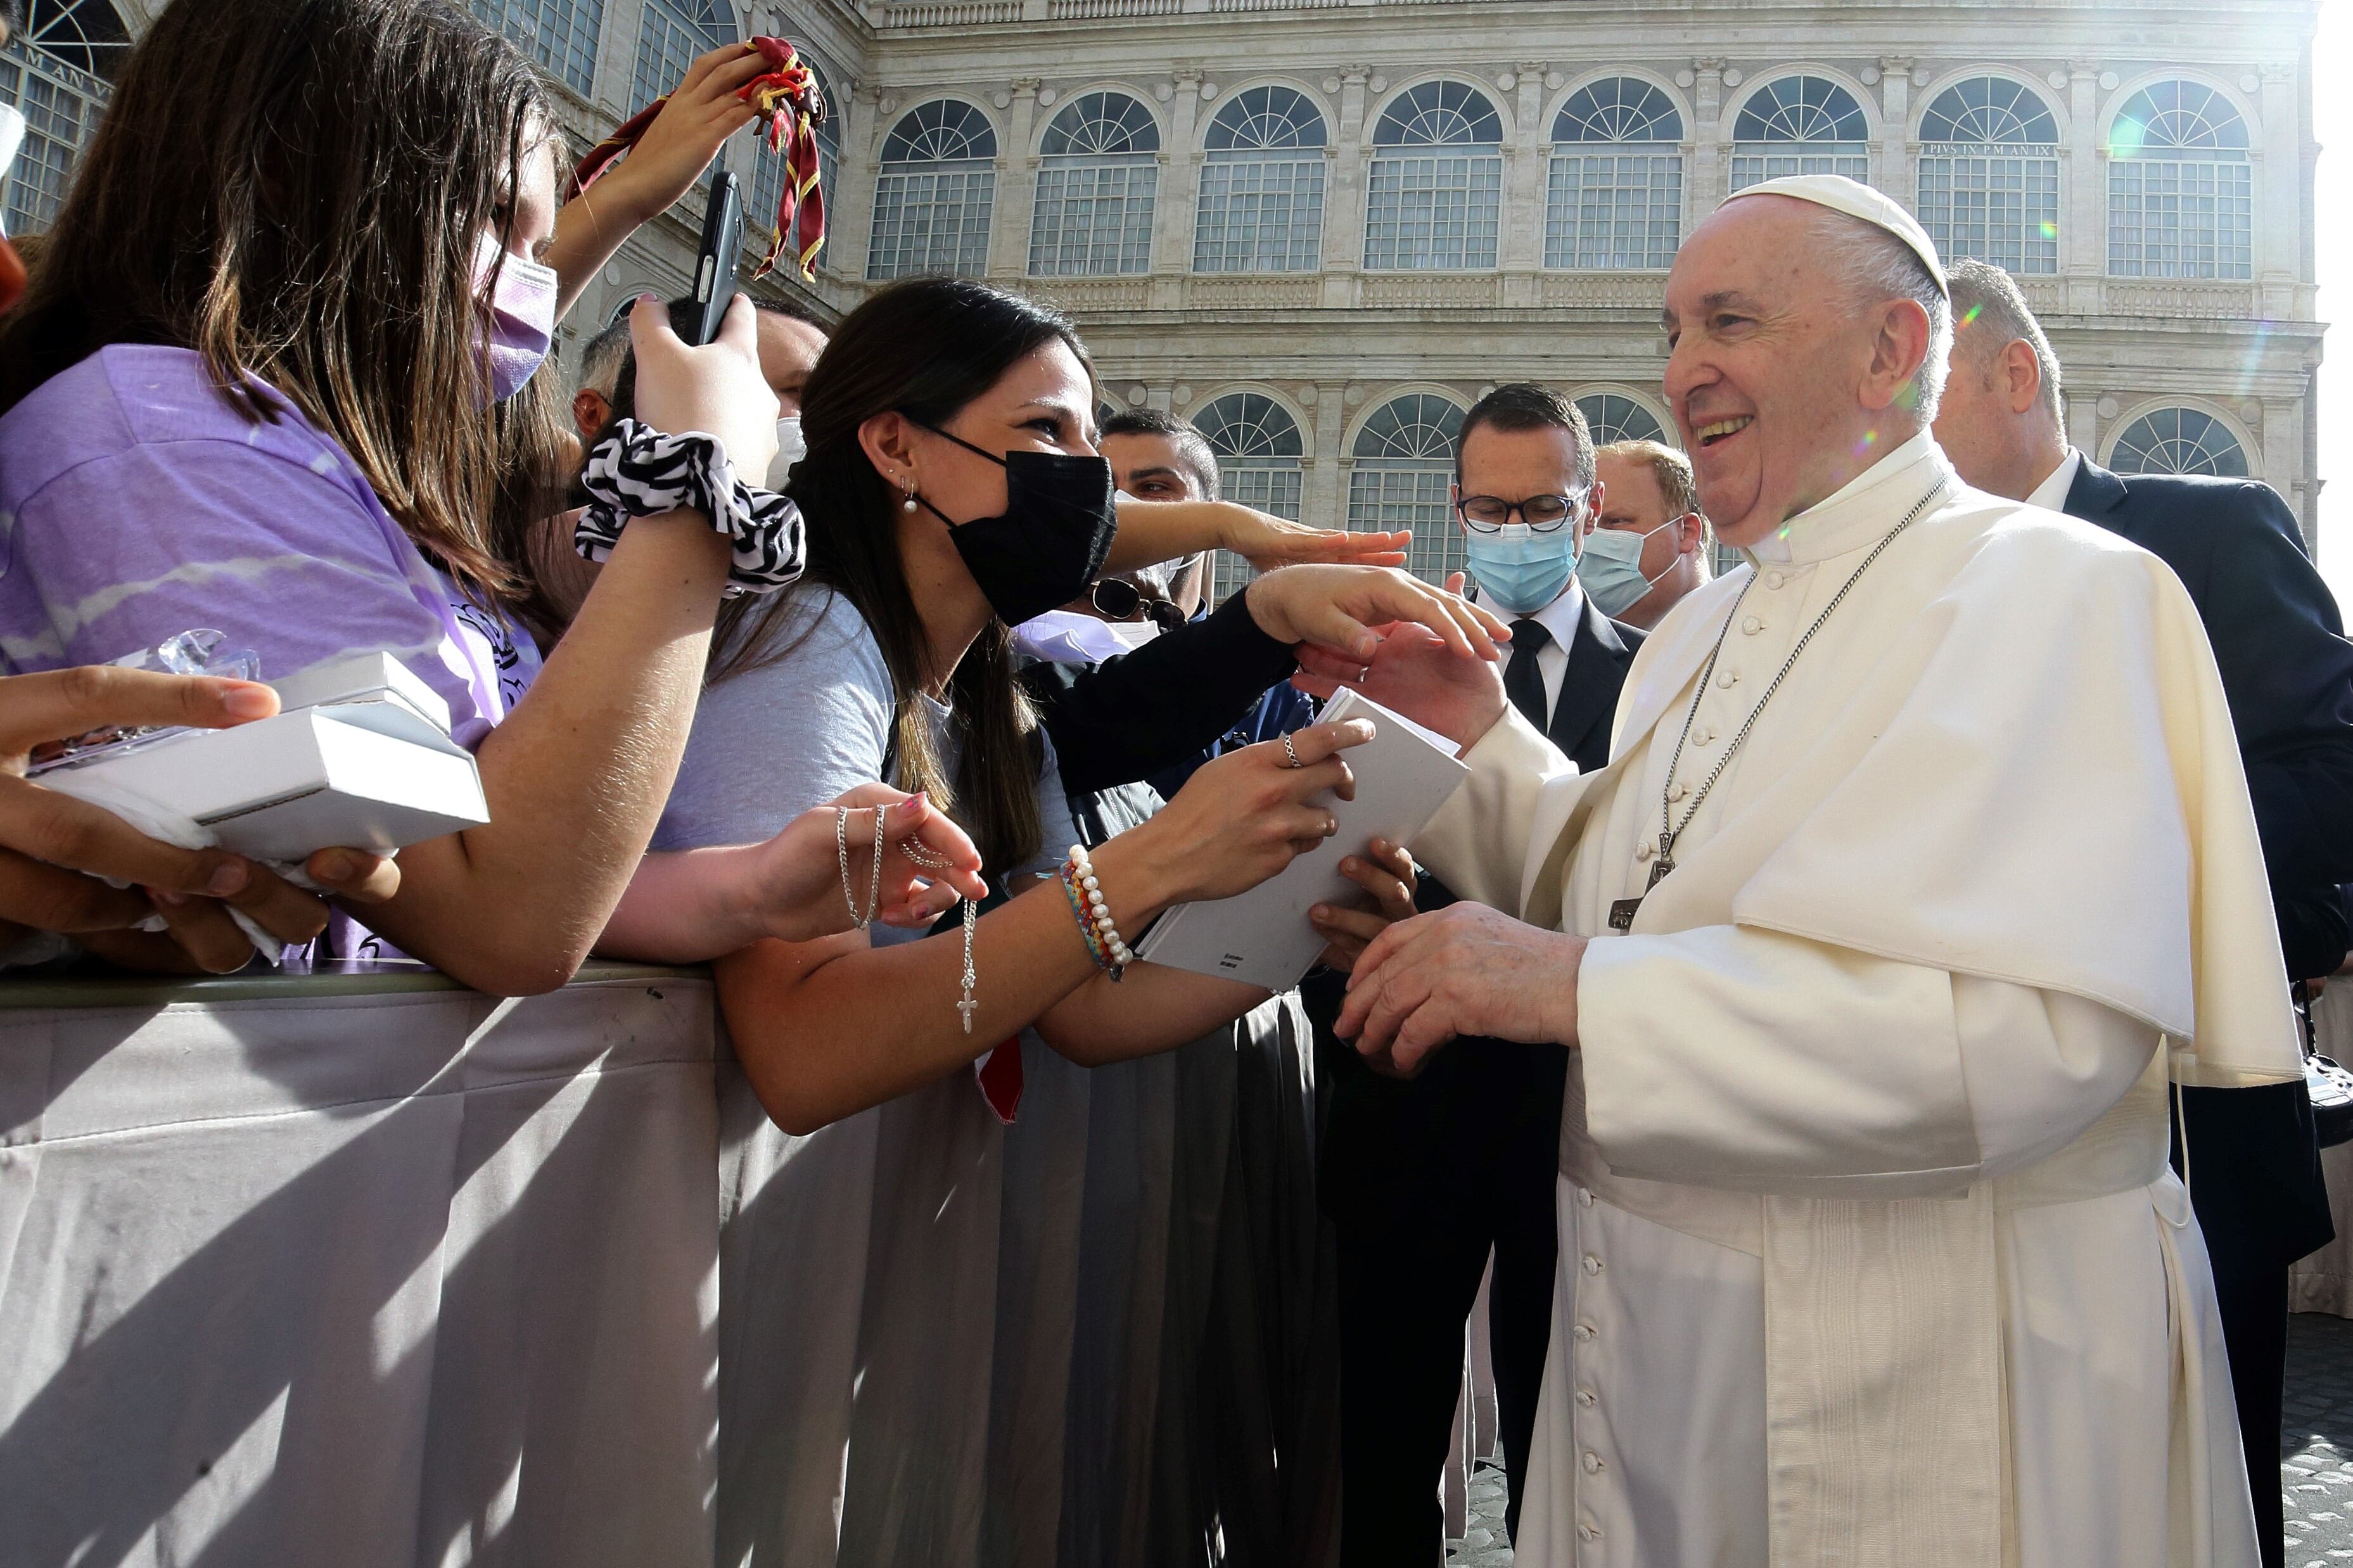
902, 487, 919, 514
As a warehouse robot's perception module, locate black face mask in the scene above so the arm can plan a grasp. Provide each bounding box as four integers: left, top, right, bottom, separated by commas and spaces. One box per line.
910, 421, 1118, 627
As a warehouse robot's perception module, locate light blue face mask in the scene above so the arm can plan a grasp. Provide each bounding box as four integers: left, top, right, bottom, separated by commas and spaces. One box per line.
1576, 520, 1673, 617
1463, 521, 1578, 615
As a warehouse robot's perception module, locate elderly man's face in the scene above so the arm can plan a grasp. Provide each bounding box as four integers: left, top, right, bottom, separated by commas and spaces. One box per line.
1661, 197, 1892, 547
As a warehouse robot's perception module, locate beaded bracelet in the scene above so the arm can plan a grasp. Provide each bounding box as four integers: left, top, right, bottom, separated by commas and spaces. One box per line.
1061, 843, 1132, 982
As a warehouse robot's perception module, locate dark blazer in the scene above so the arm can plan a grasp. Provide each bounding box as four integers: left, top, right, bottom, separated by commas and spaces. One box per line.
2062, 455, 2348, 1268
1544, 596, 1645, 772
1317, 595, 1645, 1216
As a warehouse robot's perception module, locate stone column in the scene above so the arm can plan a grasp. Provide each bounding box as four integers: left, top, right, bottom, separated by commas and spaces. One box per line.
2065, 62, 2104, 314
1500, 62, 1550, 302
1306, 382, 1349, 526
1152, 70, 1206, 307
1877, 58, 1915, 203
2257, 63, 2300, 317
988, 79, 1043, 279
1689, 60, 1726, 213
826, 84, 881, 285
1320, 67, 1372, 307
592, 0, 649, 118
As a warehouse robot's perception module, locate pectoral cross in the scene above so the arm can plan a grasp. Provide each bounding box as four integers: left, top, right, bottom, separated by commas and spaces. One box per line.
1607, 849, 1675, 933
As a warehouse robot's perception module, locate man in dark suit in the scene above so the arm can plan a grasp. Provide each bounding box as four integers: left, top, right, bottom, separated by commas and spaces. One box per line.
1311, 386, 1689, 1564
1935, 257, 2353, 1568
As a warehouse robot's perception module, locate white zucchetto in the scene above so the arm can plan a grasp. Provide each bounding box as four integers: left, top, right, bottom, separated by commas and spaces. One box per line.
1718, 173, 1949, 297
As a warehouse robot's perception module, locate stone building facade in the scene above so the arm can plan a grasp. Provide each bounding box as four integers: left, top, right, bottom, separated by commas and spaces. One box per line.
4, 0, 2326, 587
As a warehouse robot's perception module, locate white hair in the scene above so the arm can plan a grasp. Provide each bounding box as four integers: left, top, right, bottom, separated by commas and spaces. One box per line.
1811, 207, 1951, 424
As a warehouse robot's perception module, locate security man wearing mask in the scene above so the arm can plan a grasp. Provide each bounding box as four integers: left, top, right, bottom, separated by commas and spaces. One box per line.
1586, 437, 1712, 630
1313, 384, 1642, 1561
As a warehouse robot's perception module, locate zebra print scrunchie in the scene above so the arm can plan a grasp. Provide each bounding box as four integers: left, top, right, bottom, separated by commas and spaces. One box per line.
577, 419, 807, 597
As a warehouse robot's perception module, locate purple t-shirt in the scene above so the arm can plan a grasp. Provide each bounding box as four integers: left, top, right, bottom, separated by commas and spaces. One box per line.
0, 344, 539, 744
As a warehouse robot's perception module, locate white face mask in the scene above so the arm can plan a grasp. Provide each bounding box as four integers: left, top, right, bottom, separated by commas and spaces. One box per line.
768, 414, 805, 490
0, 105, 25, 239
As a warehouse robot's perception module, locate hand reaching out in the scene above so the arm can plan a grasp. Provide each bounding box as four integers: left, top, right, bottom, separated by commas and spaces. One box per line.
0, 666, 399, 972
1244, 564, 1509, 663
1222, 509, 1412, 574
1310, 837, 1417, 972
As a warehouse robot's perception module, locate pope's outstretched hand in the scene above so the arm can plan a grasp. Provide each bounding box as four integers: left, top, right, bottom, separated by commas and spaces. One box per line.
1336, 902, 1586, 1076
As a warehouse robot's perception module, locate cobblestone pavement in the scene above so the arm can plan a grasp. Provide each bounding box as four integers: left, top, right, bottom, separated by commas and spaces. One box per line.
1447, 1313, 2353, 1566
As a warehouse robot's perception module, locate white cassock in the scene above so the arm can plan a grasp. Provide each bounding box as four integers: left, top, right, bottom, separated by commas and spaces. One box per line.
1413, 430, 2298, 1567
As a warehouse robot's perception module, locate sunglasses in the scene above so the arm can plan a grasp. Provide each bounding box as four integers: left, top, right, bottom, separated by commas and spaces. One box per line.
1091, 578, 1187, 630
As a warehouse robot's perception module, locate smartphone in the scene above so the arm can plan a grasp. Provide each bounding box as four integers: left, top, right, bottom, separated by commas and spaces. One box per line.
673, 170, 744, 347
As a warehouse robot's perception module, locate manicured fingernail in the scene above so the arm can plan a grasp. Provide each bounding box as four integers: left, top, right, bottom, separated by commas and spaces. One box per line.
221, 685, 274, 719
207, 863, 247, 896
636, 292, 660, 305
1353, 633, 1376, 658
1311, 905, 1330, 921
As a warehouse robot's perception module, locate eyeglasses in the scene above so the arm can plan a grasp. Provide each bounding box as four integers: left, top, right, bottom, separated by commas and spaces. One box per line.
1457, 493, 1583, 533
1091, 577, 1187, 630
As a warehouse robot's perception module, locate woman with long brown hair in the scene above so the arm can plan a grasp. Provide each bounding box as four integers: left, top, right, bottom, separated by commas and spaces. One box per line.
0, 0, 978, 984
653, 276, 1504, 1553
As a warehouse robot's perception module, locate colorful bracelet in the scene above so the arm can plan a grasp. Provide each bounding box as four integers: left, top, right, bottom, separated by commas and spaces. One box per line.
1062, 844, 1132, 981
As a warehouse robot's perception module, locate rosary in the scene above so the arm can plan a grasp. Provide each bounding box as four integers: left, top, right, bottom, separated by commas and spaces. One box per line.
837, 805, 976, 1031
1608, 480, 1948, 934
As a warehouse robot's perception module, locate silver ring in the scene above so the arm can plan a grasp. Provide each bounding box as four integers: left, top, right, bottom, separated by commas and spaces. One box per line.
1282, 734, 1303, 768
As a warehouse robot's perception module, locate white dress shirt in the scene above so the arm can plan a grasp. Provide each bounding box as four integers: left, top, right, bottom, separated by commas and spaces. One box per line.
2024, 447, 2084, 514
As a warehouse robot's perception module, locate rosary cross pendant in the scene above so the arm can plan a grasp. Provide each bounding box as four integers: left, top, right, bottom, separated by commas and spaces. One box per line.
958, 998, 978, 1033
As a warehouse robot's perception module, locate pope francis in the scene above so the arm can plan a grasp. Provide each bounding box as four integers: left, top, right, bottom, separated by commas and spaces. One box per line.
1307, 175, 2296, 1566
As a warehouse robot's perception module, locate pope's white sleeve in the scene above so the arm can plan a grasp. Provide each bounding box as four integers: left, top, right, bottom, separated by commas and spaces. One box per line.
1413, 703, 1576, 917
1576, 924, 2160, 1197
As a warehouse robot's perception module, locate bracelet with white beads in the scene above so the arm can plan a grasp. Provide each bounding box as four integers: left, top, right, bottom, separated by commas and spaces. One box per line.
1066, 844, 1133, 976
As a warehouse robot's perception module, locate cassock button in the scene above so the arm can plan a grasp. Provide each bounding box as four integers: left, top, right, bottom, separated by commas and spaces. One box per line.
1579, 1522, 1602, 1543
1582, 1254, 1603, 1276
1764, 570, 1786, 589
1693, 727, 1714, 746
1576, 1387, 1598, 1407
1573, 1322, 1597, 1343
1668, 782, 1689, 803
1635, 842, 1654, 862
1742, 615, 1764, 635
1578, 1186, 1596, 1208
1717, 669, 1740, 689
1582, 1451, 1605, 1474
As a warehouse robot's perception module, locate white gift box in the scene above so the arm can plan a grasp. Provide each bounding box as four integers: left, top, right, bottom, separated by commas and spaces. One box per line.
1133, 688, 1469, 991
35, 652, 490, 862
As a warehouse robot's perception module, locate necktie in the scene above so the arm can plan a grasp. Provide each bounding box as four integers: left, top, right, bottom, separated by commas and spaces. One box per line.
1503, 617, 1552, 734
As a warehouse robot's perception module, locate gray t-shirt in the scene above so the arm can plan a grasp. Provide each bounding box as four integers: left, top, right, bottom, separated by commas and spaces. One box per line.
656, 589, 1073, 939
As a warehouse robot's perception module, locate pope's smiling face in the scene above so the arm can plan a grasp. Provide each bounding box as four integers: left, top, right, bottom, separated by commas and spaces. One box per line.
1661, 196, 1921, 548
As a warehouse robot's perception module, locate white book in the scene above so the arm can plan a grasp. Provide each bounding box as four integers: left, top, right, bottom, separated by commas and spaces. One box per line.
36, 654, 489, 862
1133, 689, 1469, 991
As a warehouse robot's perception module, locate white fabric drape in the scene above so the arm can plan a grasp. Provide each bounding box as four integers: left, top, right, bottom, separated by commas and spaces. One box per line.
0, 969, 721, 1568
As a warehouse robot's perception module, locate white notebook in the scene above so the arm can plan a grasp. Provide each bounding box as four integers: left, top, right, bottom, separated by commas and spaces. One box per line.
1133, 688, 1469, 991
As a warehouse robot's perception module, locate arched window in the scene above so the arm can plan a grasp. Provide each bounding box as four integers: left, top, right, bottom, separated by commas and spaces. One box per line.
632, 0, 731, 110
2109, 407, 2249, 477
473, 0, 604, 97
1576, 393, 1666, 447
1194, 86, 1327, 274
749, 56, 841, 271
1730, 75, 1868, 191
1546, 79, 1683, 269
1363, 82, 1503, 271
2107, 80, 2251, 280
0, 0, 129, 234
867, 99, 998, 281
1349, 393, 1467, 583
1917, 77, 2060, 275
1196, 392, 1306, 601
1029, 91, 1160, 277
